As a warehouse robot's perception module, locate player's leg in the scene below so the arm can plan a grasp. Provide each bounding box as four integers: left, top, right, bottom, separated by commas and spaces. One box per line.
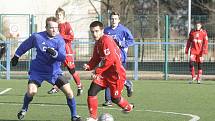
188, 54, 197, 84
102, 88, 112, 106
67, 67, 83, 96
196, 56, 203, 84
109, 79, 134, 113
124, 80, 133, 97
122, 62, 133, 97
56, 75, 82, 121
87, 82, 104, 120
17, 80, 39, 120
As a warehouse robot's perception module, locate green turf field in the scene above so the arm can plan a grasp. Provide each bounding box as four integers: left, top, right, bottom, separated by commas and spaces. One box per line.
0, 79, 215, 121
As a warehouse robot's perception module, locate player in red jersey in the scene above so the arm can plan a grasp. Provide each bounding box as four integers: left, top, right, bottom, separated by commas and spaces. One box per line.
185, 21, 208, 84
48, 7, 83, 96
84, 21, 134, 121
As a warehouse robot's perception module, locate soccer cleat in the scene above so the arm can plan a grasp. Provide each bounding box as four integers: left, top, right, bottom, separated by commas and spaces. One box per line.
17, 109, 26, 120
77, 86, 83, 96
72, 115, 82, 121
197, 76, 202, 84
86, 117, 98, 121
125, 83, 133, 97
47, 88, 59, 94
188, 76, 196, 84
102, 100, 112, 107
122, 104, 134, 113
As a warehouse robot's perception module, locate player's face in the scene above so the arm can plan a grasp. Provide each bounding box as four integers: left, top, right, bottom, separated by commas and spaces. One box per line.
196, 23, 202, 30
56, 12, 64, 23
110, 15, 120, 28
90, 26, 104, 41
46, 21, 59, 37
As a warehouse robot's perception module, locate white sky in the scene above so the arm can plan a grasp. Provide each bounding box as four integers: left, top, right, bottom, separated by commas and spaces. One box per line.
0, 0, 65, 14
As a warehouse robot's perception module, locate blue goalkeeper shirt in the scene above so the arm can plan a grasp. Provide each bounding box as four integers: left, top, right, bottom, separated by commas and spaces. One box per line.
15, 31, 66, 82
104, 24, 134, 63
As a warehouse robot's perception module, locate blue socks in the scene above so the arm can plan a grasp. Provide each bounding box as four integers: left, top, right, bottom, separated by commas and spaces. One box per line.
67, 97, 77, 117
22, 93, 33, 111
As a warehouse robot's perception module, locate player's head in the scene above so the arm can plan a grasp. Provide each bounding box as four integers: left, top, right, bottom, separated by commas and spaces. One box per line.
110, 12, 120, 28
194, 21, 202, 30
90, 21, 104, 41
55, 7, 65, 23
45, 17, 59, 37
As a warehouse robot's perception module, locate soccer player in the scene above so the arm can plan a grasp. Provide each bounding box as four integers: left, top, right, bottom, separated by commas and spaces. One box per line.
47, 7, 83, 96
11, 17, 82, 121
84, 21, 134, 121
102, 11, 134, 106
185, 21, 208, 84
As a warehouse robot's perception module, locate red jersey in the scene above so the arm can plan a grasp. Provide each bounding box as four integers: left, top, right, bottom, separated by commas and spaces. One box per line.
58, 22, 75, 68
185, 29, 208, 55
87, 35, 126, 81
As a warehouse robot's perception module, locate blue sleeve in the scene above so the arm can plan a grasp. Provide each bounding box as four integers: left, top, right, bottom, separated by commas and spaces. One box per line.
15, 35, 35, 57
124, 28, 134, 47
55, 38, 66, 62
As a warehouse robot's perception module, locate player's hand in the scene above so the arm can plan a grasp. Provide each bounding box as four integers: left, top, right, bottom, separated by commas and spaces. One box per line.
11, 55, 19, 66
83, 64, 90, 71
46, 48, 57, 56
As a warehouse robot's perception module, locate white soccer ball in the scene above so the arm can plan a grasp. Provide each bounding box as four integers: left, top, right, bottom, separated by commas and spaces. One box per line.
98, 113, 114, 121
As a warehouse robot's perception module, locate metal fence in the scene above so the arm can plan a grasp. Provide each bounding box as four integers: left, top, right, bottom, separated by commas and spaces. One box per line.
0, 40, 215, 80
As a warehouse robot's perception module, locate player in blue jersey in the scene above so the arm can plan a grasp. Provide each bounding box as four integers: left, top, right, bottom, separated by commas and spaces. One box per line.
11, 17, 82, 121
102, 11, 134, 106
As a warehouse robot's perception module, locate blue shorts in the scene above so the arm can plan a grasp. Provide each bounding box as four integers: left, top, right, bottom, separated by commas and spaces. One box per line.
28, 71, 62, 87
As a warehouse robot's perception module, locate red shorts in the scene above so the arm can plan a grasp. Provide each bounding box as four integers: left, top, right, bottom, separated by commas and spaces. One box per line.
190, 54, 204, 63
93, 76, 125, 99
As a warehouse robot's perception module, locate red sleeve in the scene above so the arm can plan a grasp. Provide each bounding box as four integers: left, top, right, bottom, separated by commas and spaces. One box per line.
95, 37, 115, 75
202, 30, 208, 54
87, 44, 101, 70
59, 22, 74, 42
185, 31, 193, 54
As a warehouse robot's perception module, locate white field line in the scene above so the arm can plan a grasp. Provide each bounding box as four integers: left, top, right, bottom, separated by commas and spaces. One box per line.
0, 102, 200, 121
0, 88, 12, 95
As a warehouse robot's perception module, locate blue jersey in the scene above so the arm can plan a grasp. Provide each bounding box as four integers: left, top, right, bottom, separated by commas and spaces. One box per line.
15, 31, 66, 84
104, 24, 134, 63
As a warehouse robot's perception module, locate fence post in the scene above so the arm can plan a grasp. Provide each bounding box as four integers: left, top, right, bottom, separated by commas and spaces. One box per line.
6, 41, 10, 80
164, 15, 169, 80
134, 43, 138, 80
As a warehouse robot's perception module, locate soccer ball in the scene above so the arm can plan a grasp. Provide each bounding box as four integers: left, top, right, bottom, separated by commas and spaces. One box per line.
98, 113, 114, 121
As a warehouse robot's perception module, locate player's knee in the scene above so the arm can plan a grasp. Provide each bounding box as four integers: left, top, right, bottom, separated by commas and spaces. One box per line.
198, 63, 202, 70
111, 97, 121, 104
68, 68, 76, 75
88, 83, 102, 96
55, 75, 69, 88
27, 90, 37, 97
189, 61, 195, 68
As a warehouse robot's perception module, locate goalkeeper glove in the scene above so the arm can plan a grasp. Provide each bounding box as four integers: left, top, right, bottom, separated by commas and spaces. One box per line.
11, 56, 19, 66
46, 48, 57, 57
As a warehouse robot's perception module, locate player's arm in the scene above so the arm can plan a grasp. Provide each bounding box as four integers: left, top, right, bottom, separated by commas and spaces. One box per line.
60, 22, 74, 42
86, 44, 101, 70
185, 32, 192, 54
201, 31, 208, 55
11, 35, 35, 66
95, 38, 115, 75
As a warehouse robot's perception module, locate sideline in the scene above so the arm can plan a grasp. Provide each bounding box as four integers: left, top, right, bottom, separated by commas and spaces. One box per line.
0, 88, 12, 95
0, 102, 200, 121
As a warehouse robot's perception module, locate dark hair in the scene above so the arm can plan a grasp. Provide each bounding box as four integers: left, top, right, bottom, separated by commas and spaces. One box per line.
55, 7, 65, 16
46, 16, 58, 27
90, 21, 104, 29
110, 11, 120, 19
